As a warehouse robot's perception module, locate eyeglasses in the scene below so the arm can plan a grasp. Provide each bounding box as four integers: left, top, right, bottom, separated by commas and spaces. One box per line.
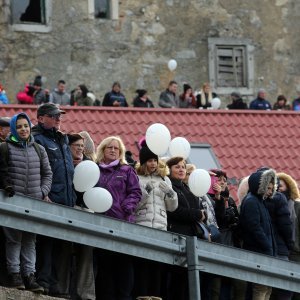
71, 143, 84, 148
46, 114, 62, 120
106, 146, 120, 151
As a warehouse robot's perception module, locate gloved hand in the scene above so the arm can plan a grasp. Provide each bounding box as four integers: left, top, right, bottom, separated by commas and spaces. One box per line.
4, 186, 15, 198
145, 181, 155, 194
159, 182, 174, 198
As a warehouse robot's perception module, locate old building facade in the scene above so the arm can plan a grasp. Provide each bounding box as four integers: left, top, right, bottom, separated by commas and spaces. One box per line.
0, 0, 300, 106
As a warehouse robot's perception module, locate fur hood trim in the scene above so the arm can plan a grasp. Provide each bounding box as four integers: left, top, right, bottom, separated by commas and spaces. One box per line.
277, 172, 300, 200
248, 169, 277, 198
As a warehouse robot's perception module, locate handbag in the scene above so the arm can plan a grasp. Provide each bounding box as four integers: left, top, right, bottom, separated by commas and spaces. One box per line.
197, 222, 211, 240
194, 222, 221, 242
208, 224, 221, 242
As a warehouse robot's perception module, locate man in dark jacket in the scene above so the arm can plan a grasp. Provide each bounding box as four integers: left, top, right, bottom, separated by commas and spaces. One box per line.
159, 80, 179, 108
102, 81, 128, 107
32, 103, 75, 298
249, 89, 272, 110
227, 92, 248, 110
240, 168, 276, 299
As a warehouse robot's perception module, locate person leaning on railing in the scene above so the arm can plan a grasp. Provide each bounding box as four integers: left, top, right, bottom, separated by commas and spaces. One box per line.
0, 112, 52, 293
165, 156, 207, 300
94, 135, 142, 300
134, 143, 178, 299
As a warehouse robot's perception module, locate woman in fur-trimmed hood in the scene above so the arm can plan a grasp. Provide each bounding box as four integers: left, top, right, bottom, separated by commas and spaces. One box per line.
277, 172, 300, 201
240, 168, 277, 256
277, 172, 300, 260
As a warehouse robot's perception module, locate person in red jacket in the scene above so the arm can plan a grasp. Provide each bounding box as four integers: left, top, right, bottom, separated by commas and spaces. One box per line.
16, 84, 35, 104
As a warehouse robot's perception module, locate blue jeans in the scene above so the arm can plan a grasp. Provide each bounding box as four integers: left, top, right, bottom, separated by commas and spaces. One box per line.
3, 227, 36, 276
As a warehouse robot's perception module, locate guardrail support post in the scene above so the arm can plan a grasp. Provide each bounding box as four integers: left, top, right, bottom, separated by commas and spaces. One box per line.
186, 236, 201, 300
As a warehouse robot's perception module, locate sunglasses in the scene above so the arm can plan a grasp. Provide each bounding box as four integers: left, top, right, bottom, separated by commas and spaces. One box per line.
46, 114, 62, 120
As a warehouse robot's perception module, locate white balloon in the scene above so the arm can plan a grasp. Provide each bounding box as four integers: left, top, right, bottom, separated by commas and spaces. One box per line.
188, 169, 211, 197
73, 160, 100, 192
145, 123, 171, 156
168, 59, 177, 71
83, 187, 113, 213
169, 137, 191, 159
211, 97, 221, 109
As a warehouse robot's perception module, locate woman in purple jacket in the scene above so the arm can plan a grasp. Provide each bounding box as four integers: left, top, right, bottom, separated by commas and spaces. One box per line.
95, 135, 142, 300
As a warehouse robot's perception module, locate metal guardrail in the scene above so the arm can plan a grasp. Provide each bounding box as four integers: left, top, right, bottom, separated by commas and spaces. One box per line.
0, 192, 299, 299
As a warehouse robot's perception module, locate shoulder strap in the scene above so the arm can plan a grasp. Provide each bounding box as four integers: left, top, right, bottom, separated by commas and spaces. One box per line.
0, 142, 8, 161
0, 142, 9, 162
33, 142, 42, 161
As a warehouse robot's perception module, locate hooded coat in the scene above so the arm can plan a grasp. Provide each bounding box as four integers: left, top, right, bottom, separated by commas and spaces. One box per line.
0, 113, 52, 199
240, 169, 276, 256
277, 172, 300, 255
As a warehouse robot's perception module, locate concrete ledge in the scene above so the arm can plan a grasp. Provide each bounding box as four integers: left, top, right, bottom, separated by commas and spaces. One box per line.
0, 286, 69, 300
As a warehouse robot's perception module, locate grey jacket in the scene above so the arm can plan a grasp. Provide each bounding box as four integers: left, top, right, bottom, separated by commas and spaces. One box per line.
159, 89, 179, 108
50, 89, 70, 105
0, 138, 52, 199
135, 175, 178, 230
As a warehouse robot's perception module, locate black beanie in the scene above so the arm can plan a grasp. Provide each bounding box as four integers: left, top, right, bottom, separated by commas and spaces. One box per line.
139, 145, 158, 166
33, 76, 42, 87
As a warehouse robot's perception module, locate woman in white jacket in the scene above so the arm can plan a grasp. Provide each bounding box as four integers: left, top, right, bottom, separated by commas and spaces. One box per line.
134, 143, 178, 299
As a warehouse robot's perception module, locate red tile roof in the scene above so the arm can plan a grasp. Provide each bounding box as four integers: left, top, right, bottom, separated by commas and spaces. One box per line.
1, 105, 300, 189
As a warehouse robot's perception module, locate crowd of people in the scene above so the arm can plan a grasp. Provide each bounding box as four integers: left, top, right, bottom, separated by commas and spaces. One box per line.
1, 75, 300, 110
0, 101, 299, 300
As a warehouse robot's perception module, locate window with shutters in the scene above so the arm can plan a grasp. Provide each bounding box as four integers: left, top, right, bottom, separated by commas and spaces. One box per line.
217, 46, 246, 87
208, 38, 254, 95
10, 0, 52, 32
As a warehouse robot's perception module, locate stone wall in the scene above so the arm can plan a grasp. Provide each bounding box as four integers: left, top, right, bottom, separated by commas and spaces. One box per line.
0, 0, 300, 106
0, 286, 68, 299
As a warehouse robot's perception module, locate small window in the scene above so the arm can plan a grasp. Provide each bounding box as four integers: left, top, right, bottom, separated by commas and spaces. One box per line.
10, 0, 52, 32
188, 144, 221, 170
88, 0, 119, 20
95, 0, 109, 18
11, 0, 46, 24
208, 38, 254, 95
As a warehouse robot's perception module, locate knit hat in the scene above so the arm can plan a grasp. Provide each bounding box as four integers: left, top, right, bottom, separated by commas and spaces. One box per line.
33, 76, 43, 87
139, 145, 158, 166
79, 131, 95, 155
183, 83, 192, 93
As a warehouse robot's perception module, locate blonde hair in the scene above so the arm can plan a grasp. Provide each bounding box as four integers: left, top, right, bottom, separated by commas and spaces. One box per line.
186, 163, 196, 174
96, 136, 127, 165
136, 160, 169, 177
